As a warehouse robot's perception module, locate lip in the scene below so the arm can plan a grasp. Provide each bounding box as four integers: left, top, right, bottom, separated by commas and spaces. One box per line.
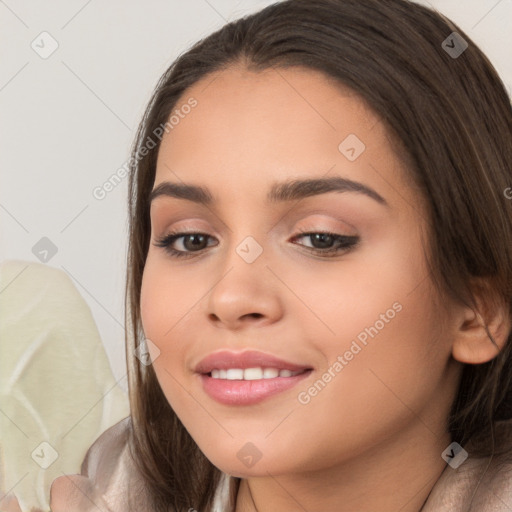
194, 350, 313, 406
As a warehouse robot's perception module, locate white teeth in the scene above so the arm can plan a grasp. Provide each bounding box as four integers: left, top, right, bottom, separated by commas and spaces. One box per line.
226, 369, 244, 380
209, 367, 303, 380
263, 368, 279, 379
244, 367, 263, 380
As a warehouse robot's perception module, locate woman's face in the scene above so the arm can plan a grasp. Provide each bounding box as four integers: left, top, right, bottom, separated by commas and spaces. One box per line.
140, 66, 462, 477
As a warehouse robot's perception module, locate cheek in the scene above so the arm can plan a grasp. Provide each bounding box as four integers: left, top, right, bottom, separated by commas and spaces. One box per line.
140, 262, 166, 344
139, 256, 202, 406
317, 275, 447, 415
140, 255, 196, 345
140, 258, 184, 383
286, 291, 448, 470
307, 235, 427, 360
298, 232, 448, 430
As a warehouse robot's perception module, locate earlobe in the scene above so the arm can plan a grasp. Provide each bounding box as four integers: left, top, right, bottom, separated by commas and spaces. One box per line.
451, 282, 511, 365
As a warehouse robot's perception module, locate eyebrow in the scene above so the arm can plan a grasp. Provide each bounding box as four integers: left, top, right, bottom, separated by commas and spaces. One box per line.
149, 176, 389, 207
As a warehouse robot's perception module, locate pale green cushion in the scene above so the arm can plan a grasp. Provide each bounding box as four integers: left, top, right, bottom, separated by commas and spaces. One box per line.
0, 260, 130, 511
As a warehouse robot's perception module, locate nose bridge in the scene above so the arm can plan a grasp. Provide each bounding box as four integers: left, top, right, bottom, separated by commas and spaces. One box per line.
234, 233, 266, 265
205, 227, 282, 327
217, 200, 270, 268
217, 229, 269, 295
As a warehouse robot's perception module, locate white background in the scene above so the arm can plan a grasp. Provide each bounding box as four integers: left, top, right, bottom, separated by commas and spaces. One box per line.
1, 0, 511, 393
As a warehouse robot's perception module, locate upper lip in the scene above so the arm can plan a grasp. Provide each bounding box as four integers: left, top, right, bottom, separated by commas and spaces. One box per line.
194, 350, 313, 374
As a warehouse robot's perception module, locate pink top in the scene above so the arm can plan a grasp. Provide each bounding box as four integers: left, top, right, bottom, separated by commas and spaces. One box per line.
49, 416, 512, 511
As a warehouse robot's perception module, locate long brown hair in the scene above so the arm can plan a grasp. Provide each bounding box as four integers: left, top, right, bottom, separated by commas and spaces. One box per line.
124, 0, 512, 510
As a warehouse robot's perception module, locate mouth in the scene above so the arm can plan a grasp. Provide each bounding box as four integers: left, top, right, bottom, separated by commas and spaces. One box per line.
195, 350, 313, 405
206, 367, 309, 380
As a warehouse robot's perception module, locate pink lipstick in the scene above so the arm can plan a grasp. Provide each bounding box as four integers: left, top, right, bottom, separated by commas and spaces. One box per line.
195, 350, 313, 405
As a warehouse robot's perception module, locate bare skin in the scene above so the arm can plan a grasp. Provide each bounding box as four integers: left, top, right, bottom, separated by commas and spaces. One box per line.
140, 65, 504, 512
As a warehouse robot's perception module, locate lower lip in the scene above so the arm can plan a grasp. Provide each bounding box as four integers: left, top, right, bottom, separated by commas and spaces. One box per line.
199, 370, 312, 405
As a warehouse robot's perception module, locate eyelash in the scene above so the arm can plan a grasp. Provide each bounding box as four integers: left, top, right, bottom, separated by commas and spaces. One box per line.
153, 229, 360, 259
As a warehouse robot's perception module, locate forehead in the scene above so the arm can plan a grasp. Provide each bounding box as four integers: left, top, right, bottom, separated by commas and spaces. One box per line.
154, 65, 416, 209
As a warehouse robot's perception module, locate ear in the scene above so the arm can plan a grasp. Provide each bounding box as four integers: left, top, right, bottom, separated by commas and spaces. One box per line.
451, 278, 511, 364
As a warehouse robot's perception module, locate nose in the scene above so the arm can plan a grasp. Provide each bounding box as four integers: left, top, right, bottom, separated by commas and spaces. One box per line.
205, 242, 284, 331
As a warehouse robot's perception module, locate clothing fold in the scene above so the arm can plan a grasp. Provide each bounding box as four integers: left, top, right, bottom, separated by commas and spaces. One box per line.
49, 416, 512, 511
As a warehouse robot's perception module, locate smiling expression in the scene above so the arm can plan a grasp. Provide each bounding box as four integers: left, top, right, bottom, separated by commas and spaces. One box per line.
140, 65, 462, 477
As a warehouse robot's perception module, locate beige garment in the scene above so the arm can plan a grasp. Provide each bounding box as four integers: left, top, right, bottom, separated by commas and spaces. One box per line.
49, 416, 230, 511
421, 419, 512, 511
48, 416, 512, 511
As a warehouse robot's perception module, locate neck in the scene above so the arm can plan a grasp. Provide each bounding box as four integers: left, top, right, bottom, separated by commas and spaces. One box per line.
234, 421, 451, 512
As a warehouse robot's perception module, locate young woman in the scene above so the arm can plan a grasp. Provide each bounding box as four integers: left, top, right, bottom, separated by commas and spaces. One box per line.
49, 0, 512, 510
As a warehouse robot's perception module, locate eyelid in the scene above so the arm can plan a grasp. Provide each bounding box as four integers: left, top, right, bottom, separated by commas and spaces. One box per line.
154, 220, 216, 238
152, 215, 359, 246
283, 209, 358, 230
290, 219, 358, 239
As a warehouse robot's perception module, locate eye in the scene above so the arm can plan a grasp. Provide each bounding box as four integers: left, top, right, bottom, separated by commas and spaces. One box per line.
153, 230, 360, 259
290, 230, 359, 257
153, 231, 217, 258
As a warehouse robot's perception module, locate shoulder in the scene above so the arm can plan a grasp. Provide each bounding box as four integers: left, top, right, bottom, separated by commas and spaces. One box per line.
423, 418, 512, 511
50, 416, 154, 511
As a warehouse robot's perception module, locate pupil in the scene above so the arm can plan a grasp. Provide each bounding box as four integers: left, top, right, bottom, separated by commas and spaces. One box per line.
186, 234, 206, 250
313, 233, 333, 249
